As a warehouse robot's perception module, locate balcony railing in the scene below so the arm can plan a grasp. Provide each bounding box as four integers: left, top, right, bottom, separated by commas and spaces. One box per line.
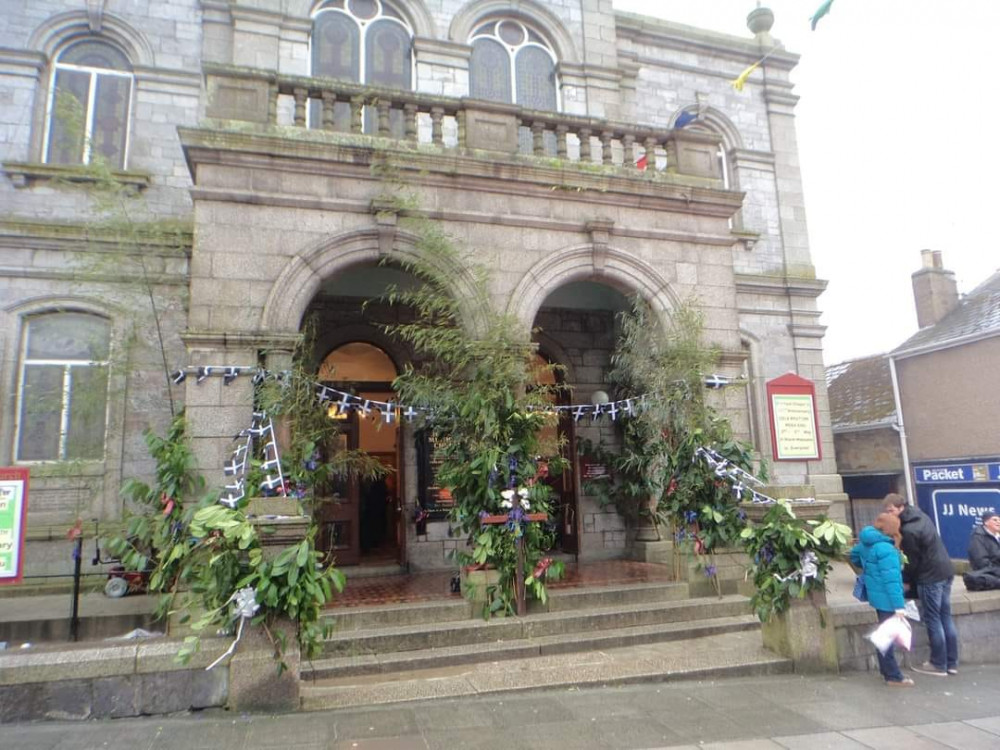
203, 64, 724, 181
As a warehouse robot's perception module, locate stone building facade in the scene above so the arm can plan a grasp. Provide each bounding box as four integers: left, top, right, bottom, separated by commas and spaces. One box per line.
1, 0, 844, 576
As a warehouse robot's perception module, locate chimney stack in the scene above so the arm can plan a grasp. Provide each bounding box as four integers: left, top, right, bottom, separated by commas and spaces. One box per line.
912, 249, 959, 328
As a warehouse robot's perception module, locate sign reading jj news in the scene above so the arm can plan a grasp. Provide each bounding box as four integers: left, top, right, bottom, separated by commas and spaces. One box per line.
0, 467, 29, 585
913, 459, 1000, 559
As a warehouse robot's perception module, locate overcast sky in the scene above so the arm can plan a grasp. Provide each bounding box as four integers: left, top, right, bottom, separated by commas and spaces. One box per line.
613, 0, 1000, 366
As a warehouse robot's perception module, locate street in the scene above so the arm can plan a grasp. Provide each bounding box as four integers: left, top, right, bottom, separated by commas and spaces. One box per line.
5, 664, 1000, 749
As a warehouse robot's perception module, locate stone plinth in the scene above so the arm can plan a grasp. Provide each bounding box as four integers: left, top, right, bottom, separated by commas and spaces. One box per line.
246, 497, 310, 561
460, 566, 500, 603
630, 539, 673, 565
227, 618, 299, 713
761, 589, 838, 673
682, 547, 750, 597
742, 485, 831, 523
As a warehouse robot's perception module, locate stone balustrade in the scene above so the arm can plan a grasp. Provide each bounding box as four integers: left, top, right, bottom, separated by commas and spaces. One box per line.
203, 64, 724, 181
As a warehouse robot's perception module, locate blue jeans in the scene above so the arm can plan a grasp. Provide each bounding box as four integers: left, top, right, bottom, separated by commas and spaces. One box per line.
874, 610, 905, 682
917, 578, 959, 670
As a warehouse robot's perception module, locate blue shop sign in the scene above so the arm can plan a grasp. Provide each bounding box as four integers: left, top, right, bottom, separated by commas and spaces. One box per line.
913, 458, 1000, 558
913, 463, 1000, 483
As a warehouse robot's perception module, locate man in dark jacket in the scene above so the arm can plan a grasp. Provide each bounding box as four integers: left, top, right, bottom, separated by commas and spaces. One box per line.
884, 493, 958, 676
968, 512, 1000, 570
965, 512, 1000, 591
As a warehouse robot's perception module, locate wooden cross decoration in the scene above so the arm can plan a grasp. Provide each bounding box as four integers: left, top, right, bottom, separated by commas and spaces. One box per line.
479, 511, 548, 616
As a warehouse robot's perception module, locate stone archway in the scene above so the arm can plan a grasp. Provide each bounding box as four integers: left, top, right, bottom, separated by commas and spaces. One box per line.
506, 243, 679, 332
259, 226, 487, 336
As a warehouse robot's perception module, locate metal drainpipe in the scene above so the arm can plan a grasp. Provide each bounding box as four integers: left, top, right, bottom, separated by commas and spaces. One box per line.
889, 355, 915, 505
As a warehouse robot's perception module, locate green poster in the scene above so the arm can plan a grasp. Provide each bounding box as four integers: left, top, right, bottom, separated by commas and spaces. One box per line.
0, 468, 29, 584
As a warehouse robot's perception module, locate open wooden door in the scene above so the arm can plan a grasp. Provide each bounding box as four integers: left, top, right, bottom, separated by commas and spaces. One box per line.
555, 408, 579, 555
394, 427, 406, 567
319, 415, 361, 566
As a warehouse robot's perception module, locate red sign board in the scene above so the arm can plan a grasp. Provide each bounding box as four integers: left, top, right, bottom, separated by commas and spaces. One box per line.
765, 373, 821, 462
0, 467, 29, 585
581, 459, 611, 481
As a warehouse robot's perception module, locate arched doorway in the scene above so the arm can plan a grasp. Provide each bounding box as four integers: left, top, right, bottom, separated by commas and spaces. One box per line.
317, 341, 402, 567
533, 280, 633, 560
531, 351, 579, 555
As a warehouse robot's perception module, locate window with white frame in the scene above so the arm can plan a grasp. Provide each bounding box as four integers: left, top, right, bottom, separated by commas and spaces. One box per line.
15, 312, 111, 462
310, 0, 413, 130
44, 38, 134, 169
469, 18, 558, 110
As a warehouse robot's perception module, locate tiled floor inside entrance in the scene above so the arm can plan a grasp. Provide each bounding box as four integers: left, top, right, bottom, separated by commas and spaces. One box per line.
329, 559, 673, 608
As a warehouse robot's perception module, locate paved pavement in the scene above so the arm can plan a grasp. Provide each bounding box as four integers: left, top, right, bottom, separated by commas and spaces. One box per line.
5, 664, 1000, 749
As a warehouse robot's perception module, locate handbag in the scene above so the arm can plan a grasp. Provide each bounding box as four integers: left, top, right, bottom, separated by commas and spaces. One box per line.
852, 575, 868, 602
853, 556, 868, 602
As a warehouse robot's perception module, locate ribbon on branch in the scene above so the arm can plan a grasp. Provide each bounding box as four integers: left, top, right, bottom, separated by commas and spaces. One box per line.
773, 550, 820, 585
694, 446, 775, 506
205, 587, 261, 671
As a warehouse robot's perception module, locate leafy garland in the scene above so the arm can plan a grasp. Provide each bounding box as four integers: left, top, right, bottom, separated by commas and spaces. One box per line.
106, 331, 384, 668
584, 297, 851, 621
376, 184, 566, 616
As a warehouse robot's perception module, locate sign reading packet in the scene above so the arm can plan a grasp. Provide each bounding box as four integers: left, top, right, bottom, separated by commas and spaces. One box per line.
913, 458, 1000, 558
915, 462, 1000, 484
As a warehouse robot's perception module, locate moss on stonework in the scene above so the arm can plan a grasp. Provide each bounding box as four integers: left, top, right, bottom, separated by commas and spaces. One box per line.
0, 218, 193, 249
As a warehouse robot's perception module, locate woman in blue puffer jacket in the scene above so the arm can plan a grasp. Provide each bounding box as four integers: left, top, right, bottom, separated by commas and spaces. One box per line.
850, 512, 912, 686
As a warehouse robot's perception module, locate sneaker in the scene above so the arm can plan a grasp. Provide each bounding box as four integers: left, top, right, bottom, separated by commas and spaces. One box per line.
947, 668, 959, 675
912, 662, 948, 676
887, 678, 915, 687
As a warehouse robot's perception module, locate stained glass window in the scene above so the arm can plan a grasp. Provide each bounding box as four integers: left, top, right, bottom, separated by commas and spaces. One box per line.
16, 312, 111, 462
470, 38, 511, 103
310, 0, 413, 131
45, 39, 133, 168
468, 18, 558, 110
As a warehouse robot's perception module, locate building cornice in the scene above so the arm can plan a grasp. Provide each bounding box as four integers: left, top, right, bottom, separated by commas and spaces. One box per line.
178, 126, 745, 219
734, 274, 828, 297
614, 12, 799, 71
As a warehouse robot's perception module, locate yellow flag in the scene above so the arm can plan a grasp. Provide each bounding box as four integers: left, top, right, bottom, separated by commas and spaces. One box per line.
731, 61, 759, 91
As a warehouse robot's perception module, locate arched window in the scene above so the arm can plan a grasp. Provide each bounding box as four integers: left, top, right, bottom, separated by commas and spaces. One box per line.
310, 1, 413, 131
470, 19, 557, 110
15, 312, 111, 462
319, 341, 397, 383
44, 38, 133, 168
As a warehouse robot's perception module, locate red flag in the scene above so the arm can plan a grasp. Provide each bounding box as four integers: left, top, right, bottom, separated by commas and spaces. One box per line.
635, 153, 648, 171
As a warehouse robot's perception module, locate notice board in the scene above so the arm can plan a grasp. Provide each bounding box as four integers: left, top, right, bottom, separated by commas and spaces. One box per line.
0, 467, 29, 585
766, 373, 821, 461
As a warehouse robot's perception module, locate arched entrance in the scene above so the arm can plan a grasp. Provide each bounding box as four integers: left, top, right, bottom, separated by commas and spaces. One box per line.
531, 350, 579, 555
317, 341, 402, 567
532, 280, 633, 560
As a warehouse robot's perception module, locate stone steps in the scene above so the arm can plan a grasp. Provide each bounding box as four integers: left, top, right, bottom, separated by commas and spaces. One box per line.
319, 593, 751, 656
299, 629, 788, 711
304, 613, 759, 681
321, 581, 692, 634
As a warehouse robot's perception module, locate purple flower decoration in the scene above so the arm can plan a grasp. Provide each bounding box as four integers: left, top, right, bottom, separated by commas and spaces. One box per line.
674, 529, 687, 542
684, 510, 698, 524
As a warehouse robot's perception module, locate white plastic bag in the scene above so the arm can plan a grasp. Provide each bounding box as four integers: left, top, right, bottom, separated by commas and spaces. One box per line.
866, 615, 912, 654
903, 600, 921, 622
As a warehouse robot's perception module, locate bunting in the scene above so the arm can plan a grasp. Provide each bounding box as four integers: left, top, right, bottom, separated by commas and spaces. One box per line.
730, 48, 777, 92
810, 0, 835, 31
694, 446, 818, 507
217, 410, 285, 509
169, 365, 748, 428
